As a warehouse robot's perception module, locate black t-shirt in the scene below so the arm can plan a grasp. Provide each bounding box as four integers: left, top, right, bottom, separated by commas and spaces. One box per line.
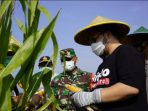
91, 45, 148, 111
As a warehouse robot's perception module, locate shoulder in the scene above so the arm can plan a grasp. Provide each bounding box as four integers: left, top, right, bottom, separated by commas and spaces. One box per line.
50, 73, 63, 86
115, 45, 141, 58
115, 45, 144, 66
117, 45, 138, 54
78, 68, 91, 75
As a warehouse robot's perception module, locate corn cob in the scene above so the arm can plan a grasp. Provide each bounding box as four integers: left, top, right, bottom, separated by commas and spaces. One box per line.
35, 89, 44, 96
65, 84, 82, 92
65, 84, 95, 111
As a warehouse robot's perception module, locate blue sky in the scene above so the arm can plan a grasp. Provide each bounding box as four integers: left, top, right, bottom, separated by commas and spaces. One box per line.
12, 1, 148, 74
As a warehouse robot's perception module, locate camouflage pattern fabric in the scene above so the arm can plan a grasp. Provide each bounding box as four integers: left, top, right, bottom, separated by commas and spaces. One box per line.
51, 68, 90, 111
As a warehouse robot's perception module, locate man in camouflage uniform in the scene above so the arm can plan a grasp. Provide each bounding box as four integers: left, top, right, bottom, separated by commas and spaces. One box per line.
51, 48, 91, 111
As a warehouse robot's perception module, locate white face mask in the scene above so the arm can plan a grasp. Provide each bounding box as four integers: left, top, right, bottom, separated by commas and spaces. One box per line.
91, 40, 105, 56
62, 61, 75, 71
145, 60, 148, 76
39, 67, 52, 72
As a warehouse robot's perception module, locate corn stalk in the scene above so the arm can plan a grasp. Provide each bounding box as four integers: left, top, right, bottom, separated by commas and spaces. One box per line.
0, 0, 62, 110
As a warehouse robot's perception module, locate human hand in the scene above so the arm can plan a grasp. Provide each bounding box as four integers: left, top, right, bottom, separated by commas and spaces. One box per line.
71, 89, 102, 107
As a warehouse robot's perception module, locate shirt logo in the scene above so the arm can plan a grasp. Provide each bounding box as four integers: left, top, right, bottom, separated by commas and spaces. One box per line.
90, 68, 110, 90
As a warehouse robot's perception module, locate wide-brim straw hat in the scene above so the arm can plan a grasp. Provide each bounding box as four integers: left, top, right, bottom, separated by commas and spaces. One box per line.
120, 26, 148, 45
74, 16, 130, 46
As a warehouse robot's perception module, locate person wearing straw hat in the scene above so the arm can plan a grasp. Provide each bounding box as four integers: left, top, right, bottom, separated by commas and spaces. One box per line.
72, 16, 148, 111
120, 26, 148, 102
7, 37, 21, 96
4, 37, 22, 67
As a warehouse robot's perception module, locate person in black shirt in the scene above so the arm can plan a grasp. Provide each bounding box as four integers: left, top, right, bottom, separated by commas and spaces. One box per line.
72, 16, 148, 111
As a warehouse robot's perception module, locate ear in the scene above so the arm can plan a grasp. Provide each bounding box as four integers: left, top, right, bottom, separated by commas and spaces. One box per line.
73, 56, 78, 64
105, 31, 112, 39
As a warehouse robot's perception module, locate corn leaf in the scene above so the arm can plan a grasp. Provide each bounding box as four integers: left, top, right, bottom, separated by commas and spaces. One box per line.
0, 0, 61, 110
16, 18, 26, 33
26, 68, 52, 101
19, 0, 28, 40
0, 75, 13, 111
27, 0, 38, 29
51, 32, 58, 75
15, 10, 60, 110
37, 95, 54, 111
0, 10, 12, 64
20, 9, 60, 91
19, 0, 26, 16
29, 10, 60, 62
0, 1, 13, 101
0, 29, 44, 79
30, 7, 40, 33
38, 5, 50, 21
0, 1, 12, 19
42, 73, 62, 111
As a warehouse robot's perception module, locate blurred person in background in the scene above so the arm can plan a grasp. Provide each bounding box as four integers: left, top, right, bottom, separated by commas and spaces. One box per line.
120, 26, 148, 102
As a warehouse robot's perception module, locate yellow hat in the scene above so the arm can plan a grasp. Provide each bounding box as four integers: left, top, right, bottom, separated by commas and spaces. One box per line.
74, 16, 130, 46
8, 37, 22, 53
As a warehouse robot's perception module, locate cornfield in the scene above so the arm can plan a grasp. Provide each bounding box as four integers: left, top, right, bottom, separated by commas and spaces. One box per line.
0, 0, 62, 110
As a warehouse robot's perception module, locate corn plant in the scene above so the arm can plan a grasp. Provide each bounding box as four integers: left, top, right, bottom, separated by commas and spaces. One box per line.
0, 0, 62, 110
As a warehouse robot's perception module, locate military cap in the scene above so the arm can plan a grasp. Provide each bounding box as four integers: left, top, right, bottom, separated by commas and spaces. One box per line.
38, 56, 52, 67
60, 48, 76, 59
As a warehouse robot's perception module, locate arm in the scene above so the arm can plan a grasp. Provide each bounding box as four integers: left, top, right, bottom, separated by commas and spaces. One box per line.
101, 82, 139, 103
72, 46, 143, 107
72, 82, 139, 107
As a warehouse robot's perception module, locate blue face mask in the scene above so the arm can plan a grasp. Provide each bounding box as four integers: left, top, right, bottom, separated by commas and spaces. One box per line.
4, 56, 13, 67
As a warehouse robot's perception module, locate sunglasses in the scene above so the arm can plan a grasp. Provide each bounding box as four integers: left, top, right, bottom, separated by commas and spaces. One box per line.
89, 32, 104, 44
61, 57, 73, 62
39, 61, 53, 67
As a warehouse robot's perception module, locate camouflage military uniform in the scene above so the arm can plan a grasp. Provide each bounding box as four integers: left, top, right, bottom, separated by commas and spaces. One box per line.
51, 48, 91, 111
51, 68, 90, 111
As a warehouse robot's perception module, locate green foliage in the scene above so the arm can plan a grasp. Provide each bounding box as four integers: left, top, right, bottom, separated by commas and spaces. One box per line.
0, 0, 61, 110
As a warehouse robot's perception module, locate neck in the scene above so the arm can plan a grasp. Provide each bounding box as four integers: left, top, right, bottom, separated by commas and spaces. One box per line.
106, 42, 122, 55
66, 66, 77, 74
